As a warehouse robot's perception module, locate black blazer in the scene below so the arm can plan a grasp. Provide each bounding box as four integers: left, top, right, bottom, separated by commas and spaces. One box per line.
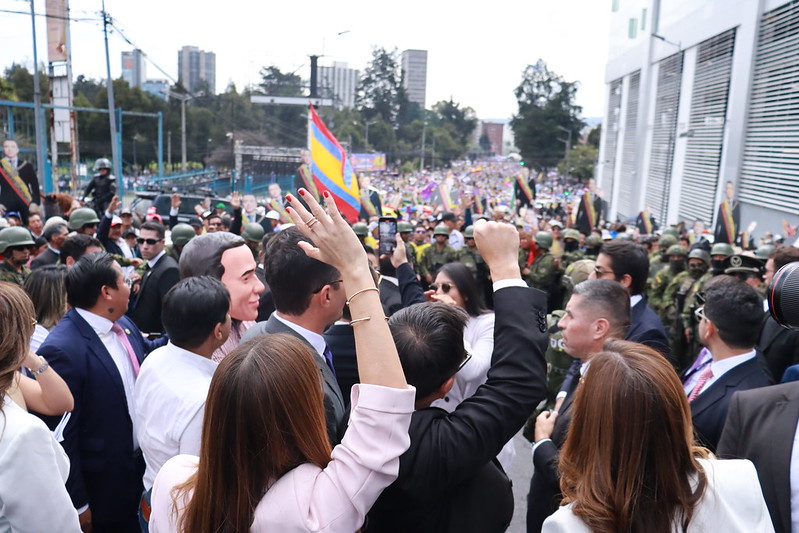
379, 277, 402, 317
242, 314, 347, 445
323, 322, 359, 407
97, 213, 125, 257
30, 247, 60, 269
690, 355, 773, 453
718, 382, 799, 533
527, 369, 580, 533
758, 314, 799, 382
36, 310, 164, 527
366, 285, 549, 533
626, 297, 673, 364
127, 253, 179, 334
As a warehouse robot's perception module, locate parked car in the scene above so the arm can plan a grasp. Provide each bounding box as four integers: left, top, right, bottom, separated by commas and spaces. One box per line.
130, 192, 232, 225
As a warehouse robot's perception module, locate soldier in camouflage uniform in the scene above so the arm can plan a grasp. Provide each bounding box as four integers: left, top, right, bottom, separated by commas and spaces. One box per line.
584, 233, 602, 258
458, 225, 491, 308
419, 224, 457, 284
709, 242, 734, 276
560, 228, 585, 270
398, 221, 418, 271
649, 234, 678, 280
525, 231, 558, 310
681, 250, 717, 370
649, 244, 687, 318
663, 248, 710, 369
0, 226, 34, 285
165, 223, 196, 263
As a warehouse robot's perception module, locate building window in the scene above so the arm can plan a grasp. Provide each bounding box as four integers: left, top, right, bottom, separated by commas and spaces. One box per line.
629, 18, 638, 39
612, 0, 620, 12
641, 8, 647, 30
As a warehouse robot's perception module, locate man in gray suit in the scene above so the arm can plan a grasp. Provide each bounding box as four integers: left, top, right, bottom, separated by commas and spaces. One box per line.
242, 226, 347, 445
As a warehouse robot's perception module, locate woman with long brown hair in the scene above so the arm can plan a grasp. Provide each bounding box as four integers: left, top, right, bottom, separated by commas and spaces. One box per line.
543, 339, 774, 533
148, 189, 413, 533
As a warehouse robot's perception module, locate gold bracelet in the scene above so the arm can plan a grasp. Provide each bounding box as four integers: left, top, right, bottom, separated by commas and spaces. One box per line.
349, 315, 389, 326
346, 287, 379, 306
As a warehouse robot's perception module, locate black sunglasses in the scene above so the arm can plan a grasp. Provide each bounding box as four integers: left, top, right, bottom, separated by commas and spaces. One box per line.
430, 282, 453, 293
6, 245, 34, 252
136, 237, 163, 245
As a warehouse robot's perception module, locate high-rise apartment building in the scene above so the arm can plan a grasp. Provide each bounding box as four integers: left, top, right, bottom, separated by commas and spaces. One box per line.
401, 49, 428, 108
178, 46, 216, 94
318, 62, 360, 109
121, 49, 145, 88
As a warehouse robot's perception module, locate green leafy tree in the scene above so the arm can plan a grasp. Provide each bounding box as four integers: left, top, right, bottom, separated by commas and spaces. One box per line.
479, 132, 492, 152
511, 59, 584, 171
587, 124, 601, 148
356, 48, 406, 127
557, 144, 598, 182
431, 98, 477, 148
256, 66, 307, 147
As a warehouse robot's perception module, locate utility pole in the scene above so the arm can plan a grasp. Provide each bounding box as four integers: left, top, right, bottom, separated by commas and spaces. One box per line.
29, 0, 46, 183
167, 131, 172, 167
420, 122, 427, 171
101, 0, 123, 193
557, 125, 573, 176
180, 95, 187, 172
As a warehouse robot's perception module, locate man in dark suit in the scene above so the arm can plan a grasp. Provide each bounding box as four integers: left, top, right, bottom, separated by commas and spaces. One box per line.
686, 276, 773, 452
37, 252, 165, 532
590, 239, 673, 364
30, 221, 68, 269
242, 227, 347, 445
758, 247, 799, 381
378, 255, 402, 317
366, 221, 549, 533
526, 279, 631, 533
718, 382, 799, 533
127, 221, 179, 335
1, 139, 40, 225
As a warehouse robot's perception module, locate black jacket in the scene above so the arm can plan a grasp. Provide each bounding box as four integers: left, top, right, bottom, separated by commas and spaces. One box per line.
366, 285, 548, 533
757, 314, 799, 382
127, 253, 179, 334
627, 296, 673, 364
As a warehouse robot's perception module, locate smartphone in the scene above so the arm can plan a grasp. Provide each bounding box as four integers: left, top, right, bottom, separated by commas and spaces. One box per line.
378, 217, 398, 256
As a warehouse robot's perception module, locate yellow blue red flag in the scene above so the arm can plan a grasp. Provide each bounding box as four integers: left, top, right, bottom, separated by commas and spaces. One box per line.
309, 105, 360, 222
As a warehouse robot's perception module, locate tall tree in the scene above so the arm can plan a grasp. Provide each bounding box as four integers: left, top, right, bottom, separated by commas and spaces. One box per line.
256, 66, 307, 147
431, 98, 477, 148
511, 59, 583, 171
356, 48, 406, 127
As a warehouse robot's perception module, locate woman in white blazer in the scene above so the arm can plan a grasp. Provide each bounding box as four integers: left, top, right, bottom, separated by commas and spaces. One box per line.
543, 339, 774, 533
0, 282, 81, 532
149, 190, 414, 532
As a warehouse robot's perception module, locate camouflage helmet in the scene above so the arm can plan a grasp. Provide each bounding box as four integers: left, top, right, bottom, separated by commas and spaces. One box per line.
562, 228, 581, 241
352, 222, 368, 237
397, 221, 413, 234
433, 224, 450, 237
463, 225, 475, 238
666, 244, 688, 257
535, 231, 553, 250
687, 248, 711, 266
564, 259, 595, 287
616, 232, 633, 241
0, 226, 35, 253
662, 227, 680, 238
170, 223, 196, 247
658, 234, 678, 248
755, 244, 776, 259
93, 158, 112, 171
710, 242, 734, 258
68, 207, 101, 230
586, 234, 603, 247
241, 223, 265, 243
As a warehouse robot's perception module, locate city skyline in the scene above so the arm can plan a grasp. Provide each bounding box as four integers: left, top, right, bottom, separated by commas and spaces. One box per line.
0, 0, 610, 121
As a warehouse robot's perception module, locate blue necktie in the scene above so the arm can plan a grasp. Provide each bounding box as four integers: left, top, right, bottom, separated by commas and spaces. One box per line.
323, 345, 337, 378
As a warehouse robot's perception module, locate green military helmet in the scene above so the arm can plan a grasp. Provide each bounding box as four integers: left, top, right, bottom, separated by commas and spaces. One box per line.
688, 248, 711, 265
755, 244, 776, 259
663, 227, 680, 238
0, 226, 35, 254
241, 223, 265, 243
433, 224, 450, 237
534, 231, 553, 250
710, 242, 734, 257
586, 234, 602, 247
616, 232, 633, 241
170, 223, 196, 247
658, 235, 678, 248
666, 244, 688, 257
397, 221, 413, 234
463, 225, 475, 239
68, 207, 101, 230
562, 228, 581, 241
352, 222, 368, 237
564, 259, 595, 287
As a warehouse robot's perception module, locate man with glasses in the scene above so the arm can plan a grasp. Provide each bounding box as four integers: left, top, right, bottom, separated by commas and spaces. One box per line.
684, 275, 772, 453
127, 222, 179, 335
242, 226, 347, 446
0, 226, 35, 284
410, 223, 431, 264
589, 239, 672, 363
68, 207, 101, 236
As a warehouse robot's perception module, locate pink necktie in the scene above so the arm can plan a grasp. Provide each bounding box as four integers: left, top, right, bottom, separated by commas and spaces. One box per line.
111, 323, 140, 377
688, 366, 713, 402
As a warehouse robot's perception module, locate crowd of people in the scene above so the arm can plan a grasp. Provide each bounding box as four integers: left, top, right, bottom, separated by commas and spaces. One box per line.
0, 157, 797, 533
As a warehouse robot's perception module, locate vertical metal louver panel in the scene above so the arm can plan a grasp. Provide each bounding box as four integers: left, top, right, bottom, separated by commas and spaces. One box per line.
740, 1, 799, 213
602, 78, 623, 209
617, 70, 641, 219
646, 52, 684, 225
678, 29, 736, 224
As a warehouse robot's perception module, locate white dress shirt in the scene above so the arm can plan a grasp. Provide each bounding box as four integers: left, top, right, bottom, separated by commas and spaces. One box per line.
74, 308, 138, 449
273, 312, 327, 360
147, 249, 166, 270
683, 349, 757, 398
135, 342, 218, 490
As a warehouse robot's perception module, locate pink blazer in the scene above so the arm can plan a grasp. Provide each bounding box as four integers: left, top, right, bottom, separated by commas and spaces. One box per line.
149, 384, 415, 532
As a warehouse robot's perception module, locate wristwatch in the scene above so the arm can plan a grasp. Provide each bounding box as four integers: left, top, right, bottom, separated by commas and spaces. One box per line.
28, 356, 49, 376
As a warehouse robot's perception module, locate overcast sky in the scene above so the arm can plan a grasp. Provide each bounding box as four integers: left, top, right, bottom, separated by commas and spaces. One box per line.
2, 0, 611, 121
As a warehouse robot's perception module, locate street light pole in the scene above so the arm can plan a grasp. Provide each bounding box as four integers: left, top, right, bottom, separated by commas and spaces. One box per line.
29, 0, 46, 184
181, 96, 187, 172
101, 0, 123, 193
556, 125, 573, 176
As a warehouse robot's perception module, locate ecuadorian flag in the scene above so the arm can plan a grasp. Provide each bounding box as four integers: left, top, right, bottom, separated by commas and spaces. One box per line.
309, 105, 360, 222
